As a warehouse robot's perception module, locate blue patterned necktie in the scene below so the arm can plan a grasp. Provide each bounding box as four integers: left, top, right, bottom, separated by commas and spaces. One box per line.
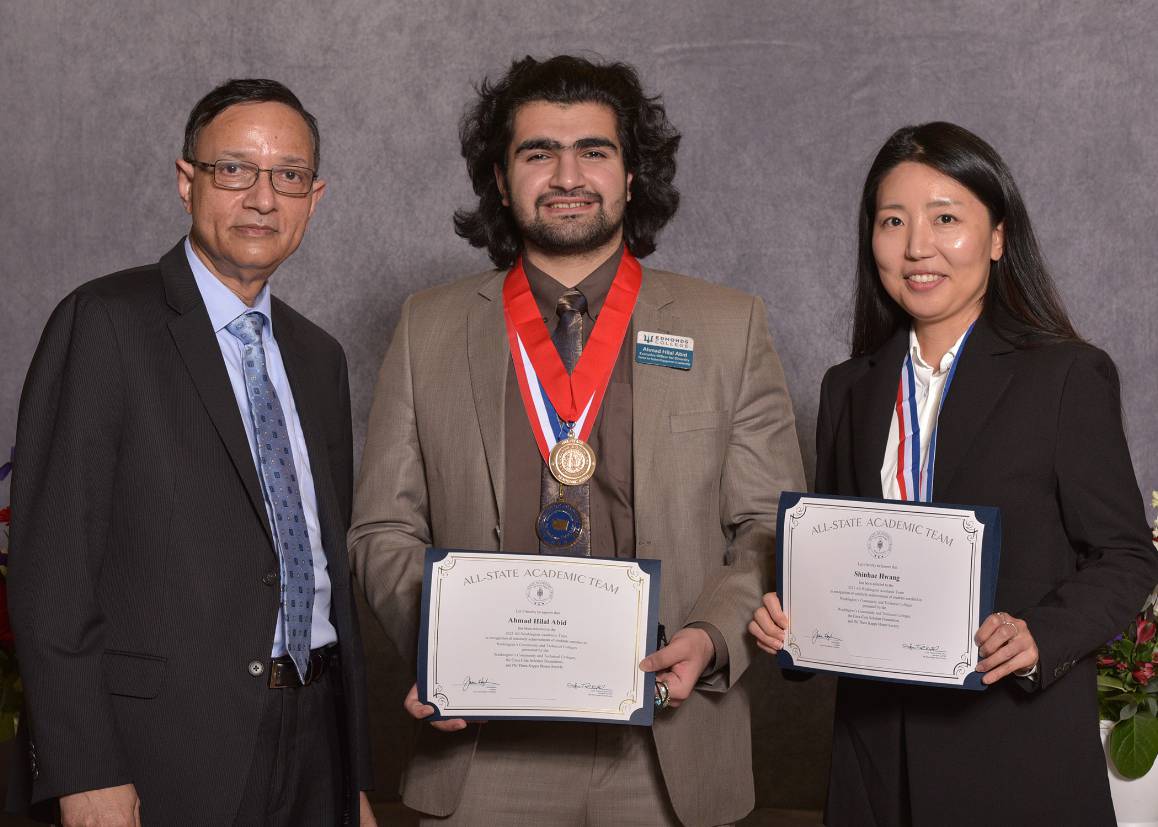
227, 311, 314, 681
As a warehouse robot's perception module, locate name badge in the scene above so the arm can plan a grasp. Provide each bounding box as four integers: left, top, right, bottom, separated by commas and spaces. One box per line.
635, 331, 694, 370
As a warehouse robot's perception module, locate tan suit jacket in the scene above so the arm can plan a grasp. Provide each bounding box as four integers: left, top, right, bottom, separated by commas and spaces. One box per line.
350, 265, 805, 827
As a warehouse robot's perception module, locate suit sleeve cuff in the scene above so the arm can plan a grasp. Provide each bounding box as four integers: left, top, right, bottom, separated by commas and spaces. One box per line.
685, 621, 729, 677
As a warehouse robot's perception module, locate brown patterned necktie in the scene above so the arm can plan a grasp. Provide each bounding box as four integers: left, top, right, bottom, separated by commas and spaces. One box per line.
538, 289, 592, 555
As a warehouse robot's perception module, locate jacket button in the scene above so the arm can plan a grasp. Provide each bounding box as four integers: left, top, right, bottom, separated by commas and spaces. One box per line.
262, 571, 279, 586
248, 660, 265, 677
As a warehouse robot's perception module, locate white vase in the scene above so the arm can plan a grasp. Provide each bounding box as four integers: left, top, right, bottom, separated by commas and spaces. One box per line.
1101, 720, 1158, 827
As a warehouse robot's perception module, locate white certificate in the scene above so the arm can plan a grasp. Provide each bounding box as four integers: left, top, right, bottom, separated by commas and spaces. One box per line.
418, 549, 661, 724
776, 493, 1000, 690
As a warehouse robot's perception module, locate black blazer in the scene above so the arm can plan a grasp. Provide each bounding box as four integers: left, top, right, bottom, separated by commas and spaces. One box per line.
7, 242, 372, 825
815, 311, 1158, 826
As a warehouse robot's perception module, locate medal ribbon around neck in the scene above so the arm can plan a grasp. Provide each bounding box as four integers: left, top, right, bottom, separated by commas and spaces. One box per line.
502, 251, 642, 464
893, 321, 976, 502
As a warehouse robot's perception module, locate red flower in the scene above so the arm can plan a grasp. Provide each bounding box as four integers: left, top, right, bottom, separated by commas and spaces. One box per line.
0, 506, 9, 526
1098, 656, 1118, 668
1132, 663, 1156, 685
1137, 617, 1157, 645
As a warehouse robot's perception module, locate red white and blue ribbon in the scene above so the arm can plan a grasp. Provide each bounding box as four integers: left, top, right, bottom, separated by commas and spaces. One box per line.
893, 322, 975, 502
502, 252, 642, 464
515, 338, 595, 450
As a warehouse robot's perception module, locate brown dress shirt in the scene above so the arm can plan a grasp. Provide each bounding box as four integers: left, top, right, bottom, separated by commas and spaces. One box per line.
502, 246, 635, 557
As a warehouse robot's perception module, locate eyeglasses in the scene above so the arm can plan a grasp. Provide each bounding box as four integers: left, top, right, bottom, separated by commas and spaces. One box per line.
190, 159, 317, 196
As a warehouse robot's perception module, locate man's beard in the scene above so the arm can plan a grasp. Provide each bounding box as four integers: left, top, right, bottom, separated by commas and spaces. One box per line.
514, 192, 625, 256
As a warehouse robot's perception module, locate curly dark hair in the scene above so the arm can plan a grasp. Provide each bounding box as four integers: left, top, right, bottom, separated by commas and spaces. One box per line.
454, 55, 681, 268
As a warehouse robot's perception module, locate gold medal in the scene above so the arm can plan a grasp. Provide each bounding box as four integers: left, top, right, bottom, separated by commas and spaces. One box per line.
548, 437, 597, 485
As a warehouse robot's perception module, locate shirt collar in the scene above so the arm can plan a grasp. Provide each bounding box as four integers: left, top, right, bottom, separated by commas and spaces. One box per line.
908, 326, 968, 375
523, 244, 624, 323
184, 236, 273, 336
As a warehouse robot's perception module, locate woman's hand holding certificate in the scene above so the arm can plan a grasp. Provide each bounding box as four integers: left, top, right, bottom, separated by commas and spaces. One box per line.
769, 492, 1002, 690
974, 610, 1040, 685
754, 597, 1042, 687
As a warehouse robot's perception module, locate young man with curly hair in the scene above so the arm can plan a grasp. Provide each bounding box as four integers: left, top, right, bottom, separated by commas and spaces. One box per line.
349, 55, 805, 827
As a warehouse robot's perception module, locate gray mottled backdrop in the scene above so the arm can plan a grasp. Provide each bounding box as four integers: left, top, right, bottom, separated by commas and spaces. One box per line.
3, 0, 1156, 814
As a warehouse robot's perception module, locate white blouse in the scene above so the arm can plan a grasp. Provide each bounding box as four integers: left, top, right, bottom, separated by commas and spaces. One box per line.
880, 327, 969, 500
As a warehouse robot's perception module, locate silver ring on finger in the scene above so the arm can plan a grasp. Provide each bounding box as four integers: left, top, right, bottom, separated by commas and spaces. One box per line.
654, 679, 671, 711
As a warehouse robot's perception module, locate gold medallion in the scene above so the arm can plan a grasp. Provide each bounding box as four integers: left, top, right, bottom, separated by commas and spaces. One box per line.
548, 437, 597, 485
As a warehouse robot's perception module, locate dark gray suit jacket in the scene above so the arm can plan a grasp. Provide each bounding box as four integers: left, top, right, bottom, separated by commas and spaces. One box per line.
7, 241, 371, 825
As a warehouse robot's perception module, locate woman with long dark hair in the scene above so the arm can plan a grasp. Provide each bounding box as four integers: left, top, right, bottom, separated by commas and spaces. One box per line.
751, 122, 1158, 825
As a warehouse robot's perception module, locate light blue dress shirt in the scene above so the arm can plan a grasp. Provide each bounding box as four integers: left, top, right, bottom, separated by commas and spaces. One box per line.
185, 238, 337, 656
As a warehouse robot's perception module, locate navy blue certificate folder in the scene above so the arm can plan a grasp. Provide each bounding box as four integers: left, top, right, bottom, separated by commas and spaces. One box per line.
418, 548, 662, 724
774, 492, 1001, 691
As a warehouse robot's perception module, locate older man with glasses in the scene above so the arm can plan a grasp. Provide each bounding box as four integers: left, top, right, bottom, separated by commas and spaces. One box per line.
7, 78, 376, 827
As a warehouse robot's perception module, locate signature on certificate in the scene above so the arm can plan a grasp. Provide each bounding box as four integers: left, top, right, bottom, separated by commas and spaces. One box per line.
462, 676, 500, 692
567, 681, 609, 692
902, 642, 946, 654
811, 629, 843, 648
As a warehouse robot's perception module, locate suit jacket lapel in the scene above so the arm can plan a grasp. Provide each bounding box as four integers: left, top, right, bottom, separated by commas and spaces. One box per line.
931, 315, 1014, 499
850, 327, 909, 498
468, 271, 510, 520
162, 243, 274, 551
632, 270, 676, 501
274, 305, 344, 570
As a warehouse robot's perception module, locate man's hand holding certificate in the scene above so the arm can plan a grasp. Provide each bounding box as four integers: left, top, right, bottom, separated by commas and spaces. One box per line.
767, 492, 1001, 689
416, 550, 661, 724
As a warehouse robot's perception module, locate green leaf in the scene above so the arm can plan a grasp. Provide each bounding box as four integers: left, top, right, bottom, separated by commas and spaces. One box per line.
1122, 703, 1138, 721
1109, 715, 1158, 779
1104, 692, 1141, 703
1099, 675, 1127, 691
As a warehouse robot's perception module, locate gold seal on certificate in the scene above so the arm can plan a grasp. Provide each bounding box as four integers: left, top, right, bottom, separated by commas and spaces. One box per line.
418, 550, 661, 724
548, 437, 596, 485
775, 492, 1000, 690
